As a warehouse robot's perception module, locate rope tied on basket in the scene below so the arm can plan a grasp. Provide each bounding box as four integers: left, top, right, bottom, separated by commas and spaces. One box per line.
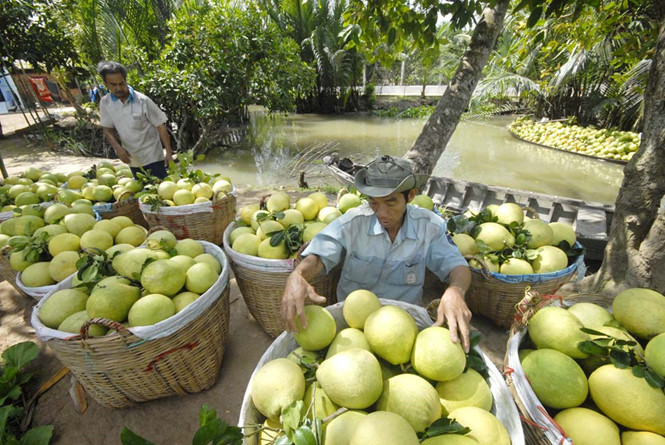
512, 287, 563, 332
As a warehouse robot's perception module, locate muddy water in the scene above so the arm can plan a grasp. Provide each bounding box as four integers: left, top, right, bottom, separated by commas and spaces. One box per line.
201, 113, 624, 205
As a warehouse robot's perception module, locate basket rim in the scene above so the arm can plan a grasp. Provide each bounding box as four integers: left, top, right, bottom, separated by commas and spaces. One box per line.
223, 220, 297, 270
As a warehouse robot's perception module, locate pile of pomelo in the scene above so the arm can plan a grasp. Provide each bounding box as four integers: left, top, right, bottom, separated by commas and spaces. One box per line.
37, 230, 222, 335
449, 202, 578, 275
57, 160, 143, 205
519, 288, 665, 444
249, 290, 511, 445
0, 166, 67, 212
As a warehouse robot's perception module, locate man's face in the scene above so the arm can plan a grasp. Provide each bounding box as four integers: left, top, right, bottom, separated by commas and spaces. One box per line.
103, 73, 129, 100
368, 189, 417, 233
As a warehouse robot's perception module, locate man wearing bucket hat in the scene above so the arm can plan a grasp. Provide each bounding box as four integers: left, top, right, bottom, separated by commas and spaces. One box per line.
281, 155, 473, 351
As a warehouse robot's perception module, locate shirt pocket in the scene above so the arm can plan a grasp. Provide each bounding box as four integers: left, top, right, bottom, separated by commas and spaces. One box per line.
344, 253, 383, 288
385, 256, 425, 287
129, 113, 147, 129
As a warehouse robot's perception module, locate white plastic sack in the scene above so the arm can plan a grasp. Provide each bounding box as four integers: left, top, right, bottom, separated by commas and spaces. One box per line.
15, 272, 58, 301
31, 241, 229, 341
223, 221, 296, 273
139, 186, 237, 216
238, 299, 525, 445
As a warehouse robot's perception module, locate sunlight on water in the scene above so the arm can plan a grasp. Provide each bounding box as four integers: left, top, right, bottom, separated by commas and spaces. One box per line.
201, 112, 624, 205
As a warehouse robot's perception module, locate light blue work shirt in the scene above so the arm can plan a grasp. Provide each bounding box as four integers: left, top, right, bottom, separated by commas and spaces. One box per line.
302, 203, 469, 304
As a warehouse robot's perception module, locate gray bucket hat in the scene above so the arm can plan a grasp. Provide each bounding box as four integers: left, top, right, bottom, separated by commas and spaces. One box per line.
354, 155, 427, 197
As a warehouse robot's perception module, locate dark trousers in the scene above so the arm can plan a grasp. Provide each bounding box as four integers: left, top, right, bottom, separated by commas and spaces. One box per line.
131, 160, 168, 180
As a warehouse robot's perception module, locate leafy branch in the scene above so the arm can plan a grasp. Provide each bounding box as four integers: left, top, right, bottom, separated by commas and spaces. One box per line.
75, 249, 116, 291
464, 330, 489, 378
8, 232, 50, 264
270, 225, 305, 256
419, 417, 471, 441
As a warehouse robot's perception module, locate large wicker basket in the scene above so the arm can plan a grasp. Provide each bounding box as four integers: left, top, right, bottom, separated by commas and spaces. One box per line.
238, 299, 525, 445
465, 249, 585, 328
223, 221, 339, 338
503, 290, 614, 444
139, 190, 236, 244
93, 196, 148, 228
30, 241, 231, 409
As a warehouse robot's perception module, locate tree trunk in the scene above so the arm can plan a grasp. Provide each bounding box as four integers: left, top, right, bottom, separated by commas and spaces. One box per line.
568, 17, 665, 296
404, 0, 510, 174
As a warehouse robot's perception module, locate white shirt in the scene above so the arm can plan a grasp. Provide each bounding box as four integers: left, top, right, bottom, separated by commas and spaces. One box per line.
99, 87, 168, 168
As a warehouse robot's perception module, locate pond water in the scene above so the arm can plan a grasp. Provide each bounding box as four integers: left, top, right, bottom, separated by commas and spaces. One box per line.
201, 111, 624, 205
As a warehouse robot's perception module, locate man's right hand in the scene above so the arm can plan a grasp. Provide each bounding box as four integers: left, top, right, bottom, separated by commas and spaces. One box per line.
115, 146, 131, 164
281, 270, 326, 333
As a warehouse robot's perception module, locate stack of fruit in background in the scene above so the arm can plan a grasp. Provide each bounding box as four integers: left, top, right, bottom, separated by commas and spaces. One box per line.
245, 290, 515, 445
510, 288, 665, 445
59, 160, 143, 206
35, 229, 222, 335
0, 167, 67, 216
509, 117, 640, 163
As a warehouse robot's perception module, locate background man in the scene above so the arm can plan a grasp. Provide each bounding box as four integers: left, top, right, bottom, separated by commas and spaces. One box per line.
97, 61, 173, 179
281, 155, 473, 351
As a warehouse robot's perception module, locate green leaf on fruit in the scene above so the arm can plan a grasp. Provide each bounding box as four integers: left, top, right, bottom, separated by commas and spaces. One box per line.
420, 417, 471, 440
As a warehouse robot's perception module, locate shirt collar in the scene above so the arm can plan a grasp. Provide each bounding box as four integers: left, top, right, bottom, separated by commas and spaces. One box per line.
367, 206, 418, 241
110, 86, 135, 102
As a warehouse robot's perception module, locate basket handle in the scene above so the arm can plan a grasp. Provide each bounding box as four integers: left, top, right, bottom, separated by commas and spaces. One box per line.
510, 288, 564, 334
147, 225, 170, 236
464, 255, 492, 280
524, 206, 540, 220
77, 317, 130, 340
115, 190, 134, 203
213, 189, 231, 202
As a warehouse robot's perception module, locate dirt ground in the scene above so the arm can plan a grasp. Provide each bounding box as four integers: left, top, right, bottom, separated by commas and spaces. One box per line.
0, 133, 510, 445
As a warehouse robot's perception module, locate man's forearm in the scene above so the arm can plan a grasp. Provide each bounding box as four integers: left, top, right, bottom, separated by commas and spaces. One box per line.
157, 125, 172, 154
103, 128, 124, 152
447, 265, 471, 296
293, 254, 325, 282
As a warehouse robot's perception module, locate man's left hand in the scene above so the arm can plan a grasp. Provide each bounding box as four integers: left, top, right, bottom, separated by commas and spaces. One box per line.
164, 152, 173, 167
433, 286, 472, 352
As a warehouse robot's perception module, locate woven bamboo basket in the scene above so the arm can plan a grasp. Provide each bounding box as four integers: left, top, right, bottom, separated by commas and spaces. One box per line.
93, 194, 148, 228
139, 190, 236, 245
503, 289, 614, 445
30, 241, 231, 408
238, 299, 525, 445
223, 221, 339, 338
462, 248, 585, 328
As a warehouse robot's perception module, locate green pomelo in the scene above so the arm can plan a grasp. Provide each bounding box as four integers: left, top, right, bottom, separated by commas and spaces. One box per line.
33, 224, 67, 240
58, 310, 107, 336
92, 185, 114, 202
589, 365, 665, 435
174, 238, 204, 258
266, 191, 290, 213
528, 306, 590, 358
0, 234, 8, 248
110, 216, 134, 229
523, 219, 554, 248
256, 220, 285, 240
421, 435, 479, 445
259, 418, 284, 445
172, 291, 199, 313
468, 255, 500, 272
15, 191, 39, 207
94, 220, 122, 238
436, 369, 493, 415
323, 410, 367, 445
411, 326, 466, 381
115, 226, 147, 246
106, 243, 134, 258
8, 184, 30, 199
141, 259, 186, 297
521, 348, 588, 409
86, 281, 140, 322
377, 373, 441, 433
531, 245, 568, 273
338, 194, 362, 213
349, 411, 419, 445
169, 255, 197, 273
409, 194, 434, 211
173, 189, 195, 206
303, 222, 327, 243
294, 305, 337, 351
251, 358, 305, 421
295, 198, 319, 221
307, 192, 329, 212
250, 209, 271, 231
48, 233, 80, 257
192, 182, 213, 199
553, 407, 620, 445
239, 204, 260, 225
342, 289, 382, 329
499, 258, 533, 275
549, 222, 577, 247
11, 215, 45, 236
257, 237, 289, 259
97, 173, 117, 187
23, 167, 44, 181
286, 347, 320, 366
63, 213, 96, 237
43, 203, 71, 225
39, 288, 89, 329
276, 209, 305, 228
92, 275, 131, 291
71, 202, 95, 216
232, 233, 261, 256
9, 250, 36, 272
316, 348, 383, 409
112, 248, 151, 280
158, 181, 178, 200
80, 229, 114, 251
495, 202, 524, 226
612, 288, 665, 339
567, 302, 614, 328
146, 230, 177, 250
128, 294, 176, 327
448, 407, 511, 445
229, 226, 255, 245
212, 179, 232, 194
185, 262, 218, 294
67, 175, 87, 189
622, 431, 665, 445
21, 262, 56, 287
325, 328, 371, 359
475, 223, 514, 252
304, 381, 339, 421
318, 206, 342, 224
364, 305, 418, 365
194, 253, 222, 274
48, 250, 80, 282
645, 333, 665, 377
452, 233, 478, 256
